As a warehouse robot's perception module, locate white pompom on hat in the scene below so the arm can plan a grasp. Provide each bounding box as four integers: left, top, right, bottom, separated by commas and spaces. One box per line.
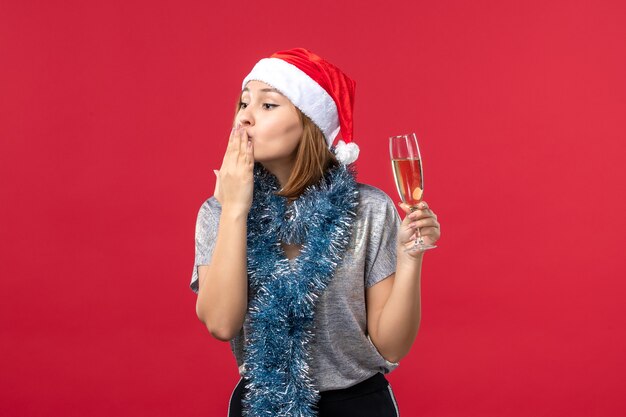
242, 48, 360, 164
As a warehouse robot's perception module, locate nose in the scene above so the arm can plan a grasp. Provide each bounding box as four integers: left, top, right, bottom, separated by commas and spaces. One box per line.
236, 107, 254, 127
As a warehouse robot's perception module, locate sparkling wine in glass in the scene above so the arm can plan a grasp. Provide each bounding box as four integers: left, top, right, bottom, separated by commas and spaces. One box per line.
390, 133, 437, 252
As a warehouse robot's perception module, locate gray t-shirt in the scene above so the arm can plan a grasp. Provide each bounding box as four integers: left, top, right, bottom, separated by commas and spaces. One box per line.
190, 183, 401, 391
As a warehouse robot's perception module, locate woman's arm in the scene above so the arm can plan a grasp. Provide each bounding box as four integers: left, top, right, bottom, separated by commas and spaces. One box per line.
366, 201, 440, 363
195, 210, 248, 341
195, 126, 254, 341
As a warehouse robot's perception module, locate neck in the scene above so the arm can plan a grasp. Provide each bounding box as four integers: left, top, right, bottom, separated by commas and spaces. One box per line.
260, 160, 294, 189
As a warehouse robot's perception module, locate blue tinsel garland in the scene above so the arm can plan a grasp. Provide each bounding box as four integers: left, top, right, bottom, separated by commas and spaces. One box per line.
243, 161, 360, 417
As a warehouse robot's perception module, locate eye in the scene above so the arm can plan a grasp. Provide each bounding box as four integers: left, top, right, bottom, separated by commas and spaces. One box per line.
238, 101, 248, 109
262, 103, 278, 110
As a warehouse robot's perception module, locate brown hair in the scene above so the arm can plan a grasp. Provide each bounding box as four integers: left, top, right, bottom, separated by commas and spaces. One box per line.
278, 108, 339, 200
233, 99, 339, 200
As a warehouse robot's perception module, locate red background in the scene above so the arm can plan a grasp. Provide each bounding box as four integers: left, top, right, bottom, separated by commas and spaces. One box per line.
2, 1, 625, 416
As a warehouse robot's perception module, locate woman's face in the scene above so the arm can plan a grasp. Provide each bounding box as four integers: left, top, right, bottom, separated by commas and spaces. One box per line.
236, 80, 303, 166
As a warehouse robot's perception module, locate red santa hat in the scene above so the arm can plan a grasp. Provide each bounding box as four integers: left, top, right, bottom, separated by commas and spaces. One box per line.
242, 48, 360, 164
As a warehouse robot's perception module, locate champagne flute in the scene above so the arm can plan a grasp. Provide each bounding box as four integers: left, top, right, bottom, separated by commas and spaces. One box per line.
390, 133, 437, 252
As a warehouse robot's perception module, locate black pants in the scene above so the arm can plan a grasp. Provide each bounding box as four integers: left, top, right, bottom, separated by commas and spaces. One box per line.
228, 372, 400, 417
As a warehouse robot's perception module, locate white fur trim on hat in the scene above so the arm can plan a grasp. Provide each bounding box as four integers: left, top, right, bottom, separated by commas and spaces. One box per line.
334, 140, 360, 165
242, 58, 340, 147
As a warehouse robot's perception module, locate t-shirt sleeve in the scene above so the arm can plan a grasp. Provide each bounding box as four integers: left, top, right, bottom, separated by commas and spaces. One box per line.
365, 193, 401, 288
189, 199, 219, 294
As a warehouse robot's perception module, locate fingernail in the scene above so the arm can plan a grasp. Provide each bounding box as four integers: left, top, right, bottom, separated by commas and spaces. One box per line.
418, 202, 425, 208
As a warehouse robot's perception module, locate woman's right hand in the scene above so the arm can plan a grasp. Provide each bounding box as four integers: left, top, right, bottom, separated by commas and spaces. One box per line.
213, 125, 254, 215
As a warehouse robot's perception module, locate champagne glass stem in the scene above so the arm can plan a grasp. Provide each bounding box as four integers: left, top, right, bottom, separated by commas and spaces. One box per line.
407, 205, 436, 253
411, 206, 423, 247
415, 214, 424, 246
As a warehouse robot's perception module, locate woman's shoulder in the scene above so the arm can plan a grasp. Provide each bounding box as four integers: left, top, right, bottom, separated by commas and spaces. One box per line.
197, 196, 222, 220
356, 183, 395, 207
204, 195, 221, 209
355, 183, 400, 229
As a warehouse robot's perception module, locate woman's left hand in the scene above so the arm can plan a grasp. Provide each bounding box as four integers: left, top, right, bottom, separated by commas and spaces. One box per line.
397, 201, 441, 257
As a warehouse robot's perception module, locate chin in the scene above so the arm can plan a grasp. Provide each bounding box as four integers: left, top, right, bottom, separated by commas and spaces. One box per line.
254, 151, 293, 164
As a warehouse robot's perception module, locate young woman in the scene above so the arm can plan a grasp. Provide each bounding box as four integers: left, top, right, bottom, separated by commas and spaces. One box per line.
190, 48, 441, 417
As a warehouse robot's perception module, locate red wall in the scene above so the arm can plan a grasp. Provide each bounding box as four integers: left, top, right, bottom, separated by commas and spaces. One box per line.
2, 1, 625, 416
